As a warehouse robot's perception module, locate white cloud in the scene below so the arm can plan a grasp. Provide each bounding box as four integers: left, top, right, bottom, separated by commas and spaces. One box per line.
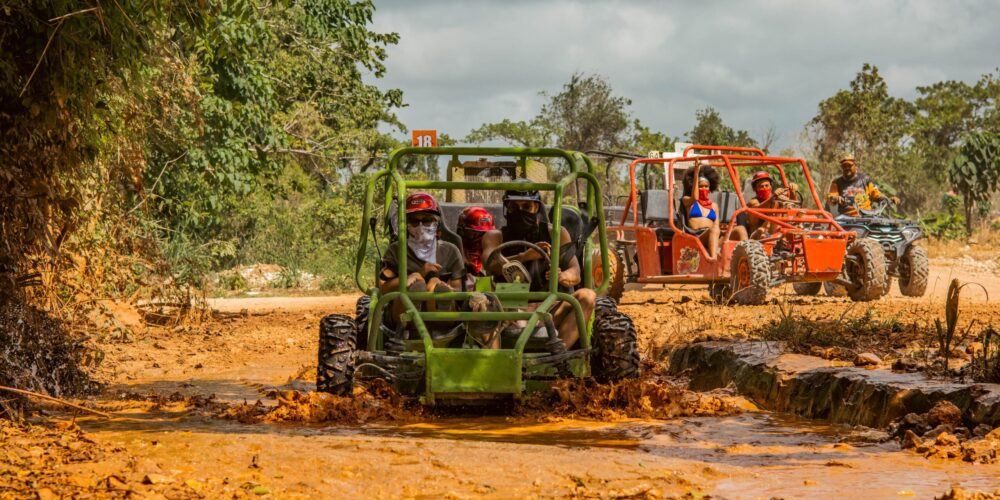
371, 0, 1000, 149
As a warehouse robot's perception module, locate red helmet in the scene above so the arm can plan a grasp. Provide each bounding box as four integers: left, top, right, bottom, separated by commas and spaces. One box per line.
405, 192, 440, 215
750, 171, 774, 188
457, 206, 495, 232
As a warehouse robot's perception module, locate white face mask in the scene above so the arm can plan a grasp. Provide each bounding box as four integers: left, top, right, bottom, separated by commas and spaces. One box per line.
407, 221, 438, 264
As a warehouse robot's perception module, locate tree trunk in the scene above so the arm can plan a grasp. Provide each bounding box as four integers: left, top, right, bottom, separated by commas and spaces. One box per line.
965, 197, 974, 236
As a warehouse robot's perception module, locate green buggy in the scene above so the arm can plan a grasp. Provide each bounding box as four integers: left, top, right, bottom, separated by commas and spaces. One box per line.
316, 147, 640, 405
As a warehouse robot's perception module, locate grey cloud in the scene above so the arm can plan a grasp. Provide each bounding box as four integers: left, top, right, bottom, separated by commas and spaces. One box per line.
371, 0, 1000, 150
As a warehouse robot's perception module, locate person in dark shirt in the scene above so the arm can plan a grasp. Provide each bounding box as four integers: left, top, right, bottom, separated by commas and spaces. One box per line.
480, 180, 595, 350
828, 153, 899, 216
379, 193, 464, 320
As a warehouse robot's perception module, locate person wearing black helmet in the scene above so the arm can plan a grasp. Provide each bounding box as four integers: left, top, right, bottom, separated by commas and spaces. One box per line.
480, 179, 595, 350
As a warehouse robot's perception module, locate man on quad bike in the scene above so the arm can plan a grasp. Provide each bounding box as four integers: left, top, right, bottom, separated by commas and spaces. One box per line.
828, 153, 899, 217
746, 170, 799, 238
481, 179, 596, 350
378, 192, 465, 321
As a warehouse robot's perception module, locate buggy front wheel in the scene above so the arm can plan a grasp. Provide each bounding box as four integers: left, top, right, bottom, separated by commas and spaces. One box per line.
317, 314, 356, 396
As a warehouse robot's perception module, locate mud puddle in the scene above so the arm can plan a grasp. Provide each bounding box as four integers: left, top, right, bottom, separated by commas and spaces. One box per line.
68, 407, 1000, 498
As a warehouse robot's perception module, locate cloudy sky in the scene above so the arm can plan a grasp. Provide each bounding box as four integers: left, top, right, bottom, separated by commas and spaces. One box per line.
370, 0, 999, 151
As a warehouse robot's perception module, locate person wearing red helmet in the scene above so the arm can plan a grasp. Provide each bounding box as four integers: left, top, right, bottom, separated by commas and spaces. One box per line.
456, 206, 495, 287
746, 171, 798, 238
379, 193, 464, 320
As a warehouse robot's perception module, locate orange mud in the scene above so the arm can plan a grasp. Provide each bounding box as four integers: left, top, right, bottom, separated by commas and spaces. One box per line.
13, 258, 1000, 498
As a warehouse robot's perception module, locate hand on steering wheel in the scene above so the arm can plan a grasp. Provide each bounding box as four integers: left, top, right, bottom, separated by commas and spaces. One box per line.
484, 240, 551, 284
774, 188, 803, 208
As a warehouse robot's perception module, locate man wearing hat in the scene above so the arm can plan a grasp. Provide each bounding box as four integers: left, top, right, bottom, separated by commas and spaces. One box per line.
828, 153, 899, 216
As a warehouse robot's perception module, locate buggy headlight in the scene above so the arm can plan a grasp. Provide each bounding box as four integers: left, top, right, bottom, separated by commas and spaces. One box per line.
901, 227, 920, 240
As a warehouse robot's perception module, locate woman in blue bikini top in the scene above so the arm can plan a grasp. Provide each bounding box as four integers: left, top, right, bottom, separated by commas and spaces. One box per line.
680, 161, 747, 260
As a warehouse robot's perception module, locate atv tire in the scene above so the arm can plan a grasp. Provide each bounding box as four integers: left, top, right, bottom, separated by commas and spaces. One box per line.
354, 295, 371, 351
846, 238, 888, 302
730, 240, 771, 305
824, 281, 848, 297
591, 297, 640, 382
595, 246, 626, 302
898, 245, 929, 297
317, 314, 356, 396
709, 282, 732, 304
792, 282, 822, 296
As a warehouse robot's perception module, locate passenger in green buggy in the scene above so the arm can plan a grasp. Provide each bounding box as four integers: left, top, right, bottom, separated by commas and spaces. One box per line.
480, 179, 596, 350
378, 192, 465, 322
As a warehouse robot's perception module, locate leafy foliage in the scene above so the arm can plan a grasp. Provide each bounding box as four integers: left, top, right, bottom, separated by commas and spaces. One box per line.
686, 107, 758, 149
949, 132, 1000, 234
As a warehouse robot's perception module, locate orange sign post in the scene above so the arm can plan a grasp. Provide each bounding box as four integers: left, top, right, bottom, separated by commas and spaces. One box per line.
411, 130, 437, 147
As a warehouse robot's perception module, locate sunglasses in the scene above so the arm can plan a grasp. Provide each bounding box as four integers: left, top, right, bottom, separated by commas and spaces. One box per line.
406, 216, 437, 227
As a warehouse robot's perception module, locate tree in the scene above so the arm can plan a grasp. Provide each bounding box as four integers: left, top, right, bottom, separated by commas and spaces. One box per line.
949, 132, 1000, 235
466, 72, 645, 152
630, 119, 676, 155
686, 107, 758, 149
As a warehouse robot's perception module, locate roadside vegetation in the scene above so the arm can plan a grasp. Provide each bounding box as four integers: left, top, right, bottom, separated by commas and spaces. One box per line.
2, 1, 1000, 404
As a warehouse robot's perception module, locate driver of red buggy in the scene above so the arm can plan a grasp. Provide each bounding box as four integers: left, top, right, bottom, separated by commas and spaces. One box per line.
745, 170, 799, 239
480, 179, 595, 350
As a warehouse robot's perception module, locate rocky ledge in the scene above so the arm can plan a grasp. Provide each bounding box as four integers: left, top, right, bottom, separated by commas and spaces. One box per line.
668, 341, 1000, 429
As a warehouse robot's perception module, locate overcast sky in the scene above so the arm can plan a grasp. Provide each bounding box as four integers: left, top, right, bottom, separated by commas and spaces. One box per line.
370, 0, 999, 152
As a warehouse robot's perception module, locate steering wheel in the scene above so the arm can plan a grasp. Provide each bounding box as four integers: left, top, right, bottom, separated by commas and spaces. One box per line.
853, 194, 890, 217
484, 240, 551, 284
773, 188, 803, 209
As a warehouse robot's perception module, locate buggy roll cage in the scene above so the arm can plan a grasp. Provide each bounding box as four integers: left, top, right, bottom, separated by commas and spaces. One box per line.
352, 147, 612, 355
618, 152, 847, 245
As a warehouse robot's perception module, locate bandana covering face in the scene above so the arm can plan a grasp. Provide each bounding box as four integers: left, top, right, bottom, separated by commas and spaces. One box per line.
407, 222, 438, 264
755, 187, 772, 202
506, 206, 540, 233
697, 187, 712, 207
461, 230, 485, 273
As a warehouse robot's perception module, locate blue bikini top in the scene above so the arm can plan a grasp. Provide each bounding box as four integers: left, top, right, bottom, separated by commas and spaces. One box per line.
689, 201, 717, 222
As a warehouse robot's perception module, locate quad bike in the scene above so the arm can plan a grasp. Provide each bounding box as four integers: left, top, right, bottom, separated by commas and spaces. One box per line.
599, 144, 889, 305
316, 147, 640, 405
808, 195, 927, 297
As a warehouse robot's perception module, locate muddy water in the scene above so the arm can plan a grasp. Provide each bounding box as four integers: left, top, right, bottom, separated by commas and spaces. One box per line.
75, 406, 1000, 498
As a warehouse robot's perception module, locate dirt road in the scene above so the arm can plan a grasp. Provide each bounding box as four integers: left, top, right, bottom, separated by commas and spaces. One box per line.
24, 259, 1000, 497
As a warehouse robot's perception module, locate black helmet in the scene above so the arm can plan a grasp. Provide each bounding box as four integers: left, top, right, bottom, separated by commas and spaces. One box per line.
502, 178, 542, 204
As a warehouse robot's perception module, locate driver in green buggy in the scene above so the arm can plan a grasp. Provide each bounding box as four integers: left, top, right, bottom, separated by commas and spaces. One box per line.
480, 180, 596, 350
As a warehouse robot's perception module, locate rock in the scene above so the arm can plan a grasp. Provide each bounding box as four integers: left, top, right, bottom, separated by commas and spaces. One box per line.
960, 439, 997, 464
985, 427, 1000, 442
924, 424, 954, 439
973, 424, 992, 438
927, 400, 963, 428
853, 352, 882, 366
809, 346, 827, 357
903, 412, 928, 428
935, 432, 960, 447
901, 429, 922, 449
892, 357, 920, 372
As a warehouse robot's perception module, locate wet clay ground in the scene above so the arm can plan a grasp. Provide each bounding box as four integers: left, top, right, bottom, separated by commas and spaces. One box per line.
17, 257, 1000, 498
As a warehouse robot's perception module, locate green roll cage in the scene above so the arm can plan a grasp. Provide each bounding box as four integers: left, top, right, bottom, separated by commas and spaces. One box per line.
351, 147, 613, 402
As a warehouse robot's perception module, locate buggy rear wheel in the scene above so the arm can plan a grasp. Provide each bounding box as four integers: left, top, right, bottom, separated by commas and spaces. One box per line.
824, 281, 848, 297
317, 314, 356, 396
591, 297, 640, 382
792, 282, 822, 296
709, 282, 732, 304
730, 240, 771, 305
898, 245, 928, 297
594, 245, 626, 302
846, 238, 888, 302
